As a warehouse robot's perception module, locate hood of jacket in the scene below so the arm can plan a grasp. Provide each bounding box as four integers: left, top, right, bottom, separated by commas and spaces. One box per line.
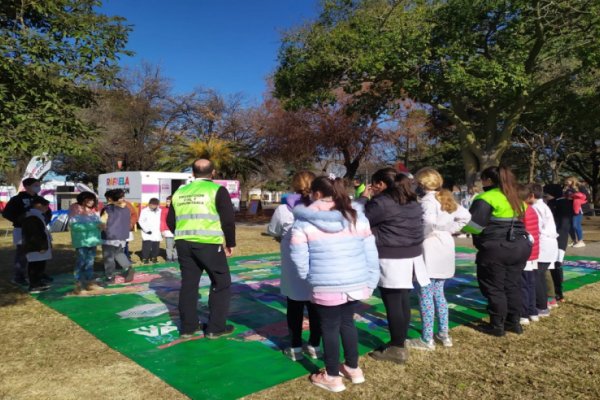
293, 202, 364, 233
285, 193, 303, 211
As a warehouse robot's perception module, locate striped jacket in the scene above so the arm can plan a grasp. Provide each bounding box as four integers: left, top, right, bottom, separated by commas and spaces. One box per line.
290, 200, 380, 293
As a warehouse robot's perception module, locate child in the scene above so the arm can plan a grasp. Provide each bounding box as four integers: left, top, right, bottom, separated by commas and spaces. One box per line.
531, 184, 559, 317
160, 196, 178, 262
362, 168, 428, 362
267, 171, 321, 361
518, 184, 540, 326
68, 191, 104, 293
21, 197, 52, 293
139, 198, 163, 264
101, 189, 135, 283
291, 176, 379, 393
408, 168, 470, 350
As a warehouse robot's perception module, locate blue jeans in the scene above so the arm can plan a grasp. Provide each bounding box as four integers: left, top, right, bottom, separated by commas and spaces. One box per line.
571, 212, 584, 242
75, 247, 96, 282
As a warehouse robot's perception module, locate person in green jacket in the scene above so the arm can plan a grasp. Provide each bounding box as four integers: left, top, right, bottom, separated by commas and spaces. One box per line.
353, 178, 366, 199
463, 166, 532, 337
68, 192, 104, 294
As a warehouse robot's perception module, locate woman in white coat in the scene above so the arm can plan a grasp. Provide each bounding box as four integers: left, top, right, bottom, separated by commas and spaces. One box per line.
267, 171, 321, 361
408, 168, 471, 350
138, 198, 163, 264
266, 171, 321, 361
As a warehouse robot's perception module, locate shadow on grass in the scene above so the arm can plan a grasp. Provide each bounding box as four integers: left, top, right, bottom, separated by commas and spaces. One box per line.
568, 302, 600, 313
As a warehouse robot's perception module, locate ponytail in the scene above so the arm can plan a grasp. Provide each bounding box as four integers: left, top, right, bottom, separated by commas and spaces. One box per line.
481, 166, 524, 217
292, 170, 316, 207
311, 176, 357, 225
435, 189, 458, 213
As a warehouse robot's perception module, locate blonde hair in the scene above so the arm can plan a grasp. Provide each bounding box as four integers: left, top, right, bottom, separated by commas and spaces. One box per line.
291, 170, 316, 197
415, 168, 443, 191
435, 189, 458, 213
564, 176, 580, 190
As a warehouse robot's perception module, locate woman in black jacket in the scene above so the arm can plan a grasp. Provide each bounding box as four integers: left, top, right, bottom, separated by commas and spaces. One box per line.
361, 168, 427, 364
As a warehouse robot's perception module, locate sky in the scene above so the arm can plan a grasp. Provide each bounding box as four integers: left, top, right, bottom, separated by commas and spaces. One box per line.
100, 0, 320, 104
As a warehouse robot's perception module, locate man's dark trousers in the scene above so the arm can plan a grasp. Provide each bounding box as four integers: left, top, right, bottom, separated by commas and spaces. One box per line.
176, 240, 231, 334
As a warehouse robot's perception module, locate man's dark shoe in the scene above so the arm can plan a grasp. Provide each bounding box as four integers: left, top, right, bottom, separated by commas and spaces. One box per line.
504, 322, 524, 335
142, 259, 149, 265
205, 324, 235, 339
151, 258, 158, 264
124, 267, 135, 283
368, 344, 408, 364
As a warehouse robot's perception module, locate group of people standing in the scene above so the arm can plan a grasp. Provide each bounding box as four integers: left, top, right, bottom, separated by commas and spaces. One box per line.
268, 165, 584, 393
1, 159, 590, 394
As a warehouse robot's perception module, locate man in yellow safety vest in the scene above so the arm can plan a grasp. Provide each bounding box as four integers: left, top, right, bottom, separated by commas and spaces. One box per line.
167, 159, 236, 339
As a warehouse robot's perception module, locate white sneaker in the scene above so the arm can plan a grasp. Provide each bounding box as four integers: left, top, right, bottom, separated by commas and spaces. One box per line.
304, 344, 322, 359
406, 338, 435, 351
434, 333, 453, 347
573, 241, 586, 248
519, 317, 530, 325
283, 347, 304, 361
529, 315, 540, 322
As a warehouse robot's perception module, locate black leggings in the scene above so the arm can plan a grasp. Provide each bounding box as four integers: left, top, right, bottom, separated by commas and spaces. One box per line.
551, 262, 564, 300
287, 298, 321, 348
535, 262, 550, 309
314, 301, 358, 376
379, 287, 411, 347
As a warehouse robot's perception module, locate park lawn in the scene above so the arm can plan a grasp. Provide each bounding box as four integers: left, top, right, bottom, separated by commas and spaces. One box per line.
1, 219, 599, 399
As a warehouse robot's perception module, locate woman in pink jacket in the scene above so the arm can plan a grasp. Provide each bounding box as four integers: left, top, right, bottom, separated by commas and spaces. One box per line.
564, 177, 587, 248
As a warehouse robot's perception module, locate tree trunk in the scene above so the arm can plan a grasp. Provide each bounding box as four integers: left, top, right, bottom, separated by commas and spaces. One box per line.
528, 149, 537, 183
344, 159, 360, 181
462, 147, 503, 188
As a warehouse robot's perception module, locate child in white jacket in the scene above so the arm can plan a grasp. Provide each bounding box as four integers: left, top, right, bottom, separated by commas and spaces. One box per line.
138, 198, 162, 264
531, 184, 559, 317
409, 168, 471, 350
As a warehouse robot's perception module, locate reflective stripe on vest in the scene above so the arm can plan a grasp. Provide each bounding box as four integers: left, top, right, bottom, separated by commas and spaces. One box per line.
172, 180, 224, 244
176, 213, 220, 222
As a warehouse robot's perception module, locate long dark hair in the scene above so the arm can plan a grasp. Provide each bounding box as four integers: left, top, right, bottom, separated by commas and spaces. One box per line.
371, 167, 417, 205
311, 176, 357, 224
481, 166, 524, 217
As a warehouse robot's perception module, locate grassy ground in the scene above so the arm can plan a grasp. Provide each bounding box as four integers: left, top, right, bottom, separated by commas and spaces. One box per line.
0, 218, 599, 399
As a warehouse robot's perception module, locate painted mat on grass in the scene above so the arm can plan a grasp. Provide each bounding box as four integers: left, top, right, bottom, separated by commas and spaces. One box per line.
34, 248, 600, 400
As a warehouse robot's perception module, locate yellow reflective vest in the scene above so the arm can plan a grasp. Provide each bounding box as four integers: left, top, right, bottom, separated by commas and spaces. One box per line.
171, 180, 224, 244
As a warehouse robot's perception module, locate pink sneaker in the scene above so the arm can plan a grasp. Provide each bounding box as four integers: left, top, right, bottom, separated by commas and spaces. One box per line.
339, 364, 365, 384
309, 370, 346, 392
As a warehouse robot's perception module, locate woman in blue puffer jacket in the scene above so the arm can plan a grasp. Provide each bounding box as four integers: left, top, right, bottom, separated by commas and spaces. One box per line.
290, 175, 379, 393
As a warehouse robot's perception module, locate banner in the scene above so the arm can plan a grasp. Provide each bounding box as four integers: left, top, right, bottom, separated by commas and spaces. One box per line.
23, 155, 52, 180
17, 155, 52, 191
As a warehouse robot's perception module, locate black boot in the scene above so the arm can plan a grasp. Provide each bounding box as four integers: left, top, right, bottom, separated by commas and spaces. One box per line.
504, 322, 524, 334
478, 323, 505, 337
504, 314, 524, 334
